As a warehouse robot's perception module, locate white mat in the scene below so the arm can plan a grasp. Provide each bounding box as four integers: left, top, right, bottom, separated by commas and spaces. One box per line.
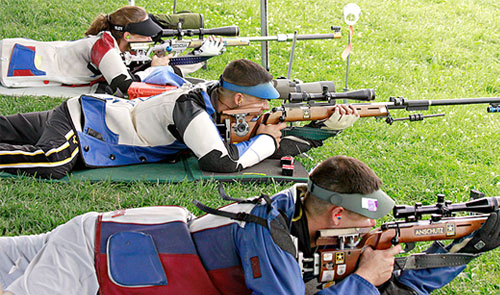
0, 85, 93, 98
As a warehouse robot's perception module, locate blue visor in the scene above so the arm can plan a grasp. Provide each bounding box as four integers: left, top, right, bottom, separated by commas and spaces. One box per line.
220, 78, 280, 99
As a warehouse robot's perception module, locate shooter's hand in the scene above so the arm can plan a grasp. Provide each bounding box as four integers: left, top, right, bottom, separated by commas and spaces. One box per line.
355, 244, 402, 287
151, 53, 173, 67
256, 122, 287, 148
194, 36, 225, 56
322, 104, 359, 130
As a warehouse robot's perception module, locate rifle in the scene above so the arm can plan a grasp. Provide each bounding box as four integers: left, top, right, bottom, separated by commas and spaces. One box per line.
219, 83, 500, 143
290, 92, 500, 124
125, 26, 342, 67
124, 26, 240, 67
299, 192, 500, 286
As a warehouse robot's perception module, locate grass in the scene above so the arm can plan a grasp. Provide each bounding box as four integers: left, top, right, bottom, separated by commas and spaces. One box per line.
1, 0, 500, 293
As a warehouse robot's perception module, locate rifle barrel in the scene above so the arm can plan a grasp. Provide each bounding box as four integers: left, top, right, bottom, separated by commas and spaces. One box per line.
389, 97, 500, 111
239, 32, 341, 42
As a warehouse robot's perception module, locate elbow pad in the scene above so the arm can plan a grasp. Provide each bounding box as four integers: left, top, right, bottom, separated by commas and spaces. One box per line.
198, 150, 240, 172
110, 74, 134, 94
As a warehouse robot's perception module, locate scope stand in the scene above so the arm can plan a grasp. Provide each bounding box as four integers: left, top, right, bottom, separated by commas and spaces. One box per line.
260, 0, 270, 71
342, 31, 351, 104
285, 32, 299, 129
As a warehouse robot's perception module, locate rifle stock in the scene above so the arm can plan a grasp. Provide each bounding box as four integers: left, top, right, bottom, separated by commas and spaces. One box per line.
317, 215, 487, 282
220, 103, 388, 143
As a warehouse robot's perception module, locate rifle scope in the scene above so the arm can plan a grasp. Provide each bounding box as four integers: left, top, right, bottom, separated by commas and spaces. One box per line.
288, 88, 375, 102
394, 196, 500, 219
162, 26, 239, 37
273, 79, 335, 99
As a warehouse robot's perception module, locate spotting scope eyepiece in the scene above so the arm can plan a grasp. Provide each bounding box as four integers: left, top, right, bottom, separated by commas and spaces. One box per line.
273, 79, 336, 99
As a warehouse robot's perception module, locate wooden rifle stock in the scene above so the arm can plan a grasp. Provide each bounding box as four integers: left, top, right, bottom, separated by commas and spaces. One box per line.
315, 215, 487, 283
219, 103, 389, 143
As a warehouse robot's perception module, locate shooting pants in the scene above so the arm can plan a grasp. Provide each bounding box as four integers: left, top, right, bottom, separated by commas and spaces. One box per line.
0, 102, 79, 179
0, 213, 99, 295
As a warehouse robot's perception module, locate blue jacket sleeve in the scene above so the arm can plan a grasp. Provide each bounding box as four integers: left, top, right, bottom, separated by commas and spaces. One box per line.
234, 218, 305, 294
396, 242, 466, 294
233, 198, 380, 295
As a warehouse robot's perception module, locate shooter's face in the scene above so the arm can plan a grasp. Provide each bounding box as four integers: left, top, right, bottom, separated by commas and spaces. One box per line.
238, 94, 270, 111
336, 210, 376, 229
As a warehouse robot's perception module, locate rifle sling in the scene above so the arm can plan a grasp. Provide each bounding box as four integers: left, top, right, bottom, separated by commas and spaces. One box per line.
193, 199, 268, 228
193, 198, 297, 257
395, 253, 478, 270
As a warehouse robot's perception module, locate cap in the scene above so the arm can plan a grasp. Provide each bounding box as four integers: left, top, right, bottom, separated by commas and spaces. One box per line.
109, 17, 162, 37
220, 77, 280, 100
307, 179, 395, 219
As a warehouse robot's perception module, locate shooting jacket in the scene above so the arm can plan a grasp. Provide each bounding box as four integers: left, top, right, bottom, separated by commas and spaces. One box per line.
0, 32, 206, 93
66, 81, 277, 172
190, 184, 466, 295
0, 32, 140, 91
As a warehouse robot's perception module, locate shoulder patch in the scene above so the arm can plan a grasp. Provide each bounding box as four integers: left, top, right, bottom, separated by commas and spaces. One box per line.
91, 32, 116, 67
250, 256, 262, 279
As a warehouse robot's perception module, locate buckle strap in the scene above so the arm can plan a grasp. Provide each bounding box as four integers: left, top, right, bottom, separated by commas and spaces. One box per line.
87, 62, 101, 76
217, 182, 272, 207
395, 253, 479, 270
193, 199, 268, 228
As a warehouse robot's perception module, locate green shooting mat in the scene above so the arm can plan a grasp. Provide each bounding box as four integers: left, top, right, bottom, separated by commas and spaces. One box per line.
0, 156, 309, 183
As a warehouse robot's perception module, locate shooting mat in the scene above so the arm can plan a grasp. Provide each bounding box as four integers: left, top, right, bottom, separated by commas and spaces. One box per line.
0, 84, 93, 98
0, 155, 309, 183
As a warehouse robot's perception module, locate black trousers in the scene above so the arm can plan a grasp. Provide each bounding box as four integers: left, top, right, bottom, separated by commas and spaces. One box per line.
0, 102, 79, 179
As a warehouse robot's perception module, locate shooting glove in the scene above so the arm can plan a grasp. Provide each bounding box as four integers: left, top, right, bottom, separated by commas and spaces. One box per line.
322, 111, 359, 131
193, 39, 225, 56
447, 211, 500, 254
269, 135, 323, 159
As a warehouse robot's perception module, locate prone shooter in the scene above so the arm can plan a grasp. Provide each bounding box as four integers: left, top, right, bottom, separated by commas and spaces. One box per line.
3, 155, 500, 295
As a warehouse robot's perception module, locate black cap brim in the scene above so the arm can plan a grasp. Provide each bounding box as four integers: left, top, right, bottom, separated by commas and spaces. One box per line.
126, 17, 162, 37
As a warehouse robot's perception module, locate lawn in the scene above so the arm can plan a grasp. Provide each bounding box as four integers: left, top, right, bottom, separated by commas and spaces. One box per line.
1, 0, 500, 293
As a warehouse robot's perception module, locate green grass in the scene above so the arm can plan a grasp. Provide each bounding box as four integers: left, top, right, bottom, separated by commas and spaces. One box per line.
1, 0, 500, 293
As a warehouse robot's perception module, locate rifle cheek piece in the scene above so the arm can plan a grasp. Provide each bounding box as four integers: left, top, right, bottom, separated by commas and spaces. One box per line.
307, 179, 395, 219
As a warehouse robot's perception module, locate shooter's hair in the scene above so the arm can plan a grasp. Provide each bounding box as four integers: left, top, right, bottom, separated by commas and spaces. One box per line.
85, 6, 147, 40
